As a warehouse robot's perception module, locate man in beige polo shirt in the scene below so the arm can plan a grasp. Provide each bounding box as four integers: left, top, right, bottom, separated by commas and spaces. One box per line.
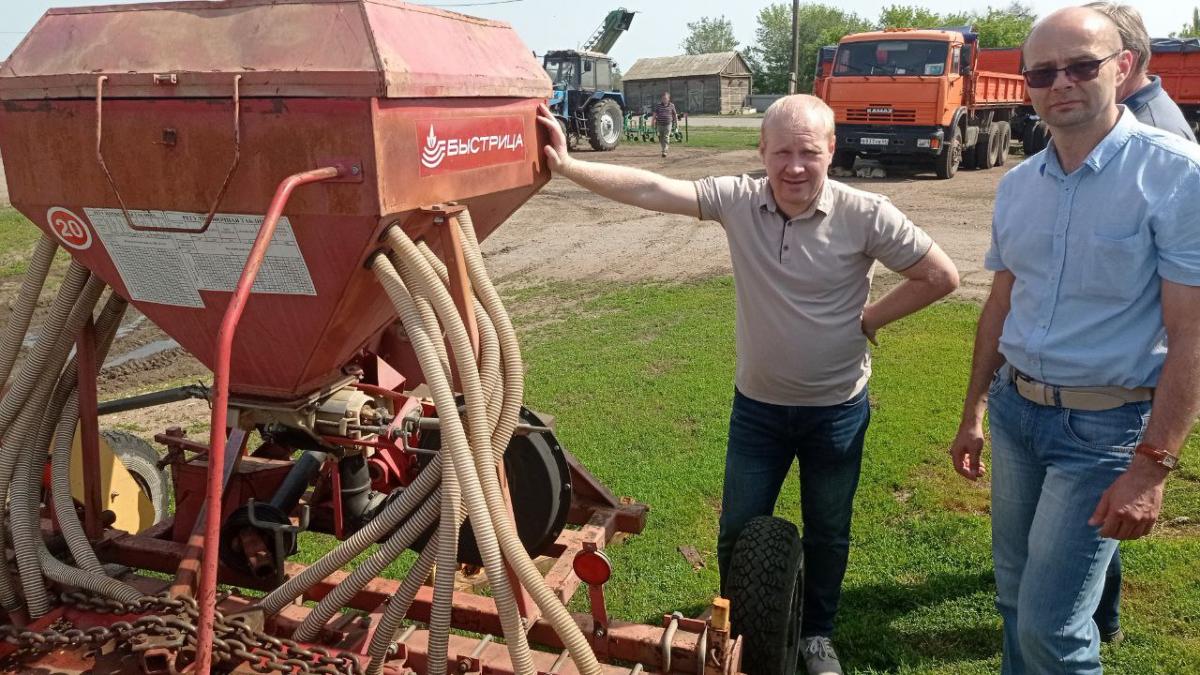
535, 95, 958, 675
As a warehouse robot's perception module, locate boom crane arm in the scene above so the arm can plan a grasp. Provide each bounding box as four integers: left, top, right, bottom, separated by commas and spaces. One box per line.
581, 9, 636, 54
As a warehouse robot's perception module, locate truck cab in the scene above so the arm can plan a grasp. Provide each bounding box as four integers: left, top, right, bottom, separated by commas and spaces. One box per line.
821, 28, 1025, 178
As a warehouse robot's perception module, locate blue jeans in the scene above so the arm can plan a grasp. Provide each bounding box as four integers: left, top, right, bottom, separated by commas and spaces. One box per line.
1093, 548, 1122, 637
988, 366, 1149, 674
717, 387, 870, 638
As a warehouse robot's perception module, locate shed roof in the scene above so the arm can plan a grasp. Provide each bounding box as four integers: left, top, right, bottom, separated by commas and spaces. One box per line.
622, 52, 747, 81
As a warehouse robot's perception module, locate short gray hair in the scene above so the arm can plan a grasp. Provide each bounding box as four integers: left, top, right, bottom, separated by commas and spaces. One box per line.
760, 95, 835, 146
1085, 2, 1151, 74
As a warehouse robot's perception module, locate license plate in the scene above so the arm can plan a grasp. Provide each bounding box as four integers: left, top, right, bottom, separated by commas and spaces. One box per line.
860, 137, 888, 146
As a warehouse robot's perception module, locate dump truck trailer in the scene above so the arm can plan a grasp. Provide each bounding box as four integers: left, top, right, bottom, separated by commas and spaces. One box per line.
819, 28, 1026, 178
1015, 37, 1200, 155
1151, 38, 1200, 136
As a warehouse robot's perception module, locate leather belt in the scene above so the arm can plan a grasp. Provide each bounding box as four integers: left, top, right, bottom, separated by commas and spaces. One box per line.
1010, 368, 1153, 411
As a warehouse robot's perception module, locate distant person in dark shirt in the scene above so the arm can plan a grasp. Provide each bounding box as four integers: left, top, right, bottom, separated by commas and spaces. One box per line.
653, 92, 679, 157
1089, 2, 1196, 142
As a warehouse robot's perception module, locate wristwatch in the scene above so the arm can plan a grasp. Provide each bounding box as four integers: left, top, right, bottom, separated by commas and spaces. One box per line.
1135, 443, 1181, 471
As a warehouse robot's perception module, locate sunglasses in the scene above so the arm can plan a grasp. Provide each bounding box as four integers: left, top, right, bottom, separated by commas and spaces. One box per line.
1022, 52, 1121, 89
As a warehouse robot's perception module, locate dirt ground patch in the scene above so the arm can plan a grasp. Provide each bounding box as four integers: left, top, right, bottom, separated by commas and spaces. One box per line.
1, 142, 1002, 433
480, 143, 1000, 300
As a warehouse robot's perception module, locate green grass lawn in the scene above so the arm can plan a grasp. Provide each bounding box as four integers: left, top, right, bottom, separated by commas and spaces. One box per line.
679, 126, 761, 151
0, 207, 43, 277
505, 279, 1198, 674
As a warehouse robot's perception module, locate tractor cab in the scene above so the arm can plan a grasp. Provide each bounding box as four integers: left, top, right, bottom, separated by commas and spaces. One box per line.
544, 49, 615, 91
543, 49, 625, 151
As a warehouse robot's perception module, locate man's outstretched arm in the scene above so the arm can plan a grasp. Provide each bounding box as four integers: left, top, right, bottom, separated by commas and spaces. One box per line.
537, 104, 700, 218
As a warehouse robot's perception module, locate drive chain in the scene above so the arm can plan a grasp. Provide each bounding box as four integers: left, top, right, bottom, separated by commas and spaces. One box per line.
0, 591, 363, 674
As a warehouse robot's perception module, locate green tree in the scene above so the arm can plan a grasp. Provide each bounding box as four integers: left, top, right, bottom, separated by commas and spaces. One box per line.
1174, 7, 1200, 38
878, 5, 948, 29
681, 16, 739, 55
747, 3, 870, 94
970, 2, 1036, 48
875, 2, 1031, 47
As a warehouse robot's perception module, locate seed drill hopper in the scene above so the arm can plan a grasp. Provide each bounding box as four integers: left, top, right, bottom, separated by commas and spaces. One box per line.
0, 1, 744, 673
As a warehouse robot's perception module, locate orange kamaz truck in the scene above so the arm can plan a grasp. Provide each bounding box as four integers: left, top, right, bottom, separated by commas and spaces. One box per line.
817, 28, 1025, 178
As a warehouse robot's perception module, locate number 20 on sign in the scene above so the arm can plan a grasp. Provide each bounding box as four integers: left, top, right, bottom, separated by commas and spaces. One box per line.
46, 207, 93, 250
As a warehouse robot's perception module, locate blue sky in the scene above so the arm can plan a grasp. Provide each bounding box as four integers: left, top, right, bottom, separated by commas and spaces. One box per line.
0, 1, 1191, 72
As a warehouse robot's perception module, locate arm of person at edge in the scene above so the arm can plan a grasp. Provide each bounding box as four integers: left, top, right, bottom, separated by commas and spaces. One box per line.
949, 270, 1015, 481
536, 104, 699, 218
860, 243, 959, 345
1088, 279, 1200, 540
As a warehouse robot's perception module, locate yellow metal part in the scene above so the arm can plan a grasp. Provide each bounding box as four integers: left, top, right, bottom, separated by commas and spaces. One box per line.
69, 426, 156, 533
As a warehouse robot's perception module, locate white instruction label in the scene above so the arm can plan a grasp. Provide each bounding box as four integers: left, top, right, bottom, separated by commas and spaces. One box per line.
83, 208, 317, 308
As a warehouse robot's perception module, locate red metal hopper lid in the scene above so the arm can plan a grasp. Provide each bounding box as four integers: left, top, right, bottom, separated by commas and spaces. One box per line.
0, 0, 551, 100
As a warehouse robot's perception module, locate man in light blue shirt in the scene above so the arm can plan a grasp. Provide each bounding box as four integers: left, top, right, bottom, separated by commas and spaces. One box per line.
948, 7, 1200, 674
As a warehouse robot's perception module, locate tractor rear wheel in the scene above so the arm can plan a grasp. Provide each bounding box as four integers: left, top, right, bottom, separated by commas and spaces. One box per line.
587, 99, 623, 151
101, 430, 171, 524
726, 516, 804, 675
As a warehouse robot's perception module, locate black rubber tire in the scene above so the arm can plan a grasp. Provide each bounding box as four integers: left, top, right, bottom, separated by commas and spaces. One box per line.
100, 430, 170, 525
1024, 121, 1049, 156
1022, 122, 1037, 156
934, 125, 961, 179
991, 121, 1009, 167
974, 126, 995, 170
995, 121, 1012, 166
726, 516, 804, 675
832, 150, 856, 171
961, 134, 977, 170
587, 99, 623, 151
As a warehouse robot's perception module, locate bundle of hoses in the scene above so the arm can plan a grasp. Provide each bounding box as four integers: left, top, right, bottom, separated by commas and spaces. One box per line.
0, 238, 142, 621
258, 211, 604, 675
0, 211, 604, 675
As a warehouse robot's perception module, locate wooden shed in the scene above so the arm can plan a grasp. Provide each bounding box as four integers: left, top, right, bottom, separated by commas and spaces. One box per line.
622, 52, 752, 114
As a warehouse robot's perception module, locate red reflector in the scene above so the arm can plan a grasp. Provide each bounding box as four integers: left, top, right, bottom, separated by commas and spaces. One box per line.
931, 138, 941, 149
572, 549, 612, 585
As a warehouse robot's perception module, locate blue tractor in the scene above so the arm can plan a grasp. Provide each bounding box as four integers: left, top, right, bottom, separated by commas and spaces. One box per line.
543, 10, 634, 152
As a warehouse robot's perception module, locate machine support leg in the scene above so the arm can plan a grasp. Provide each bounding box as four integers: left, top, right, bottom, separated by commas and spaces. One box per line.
194, 165, 344, 675
76, 317, 103, 540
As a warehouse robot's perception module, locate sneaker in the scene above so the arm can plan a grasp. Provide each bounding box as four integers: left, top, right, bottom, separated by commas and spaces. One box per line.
1101, 627, 1126, 645
801, 636, 843, 675
661, 151, 667, 157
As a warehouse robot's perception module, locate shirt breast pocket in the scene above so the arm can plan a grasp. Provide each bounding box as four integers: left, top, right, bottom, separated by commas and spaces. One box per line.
1082, 231, 1151, 301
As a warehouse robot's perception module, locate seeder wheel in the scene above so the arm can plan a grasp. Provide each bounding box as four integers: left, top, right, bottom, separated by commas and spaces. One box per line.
726, 515, 805, 675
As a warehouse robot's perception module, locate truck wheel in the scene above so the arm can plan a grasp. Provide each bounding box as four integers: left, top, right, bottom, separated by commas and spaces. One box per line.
992, 121, 1010, 167
1023, 121, 1049, 156
934, 126, 962, 179
727, 516, 804, 675
587, 99, 623, 151
974, 126, 995, 170
1022, 123, 1037, 156
832, 150, 856, 171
